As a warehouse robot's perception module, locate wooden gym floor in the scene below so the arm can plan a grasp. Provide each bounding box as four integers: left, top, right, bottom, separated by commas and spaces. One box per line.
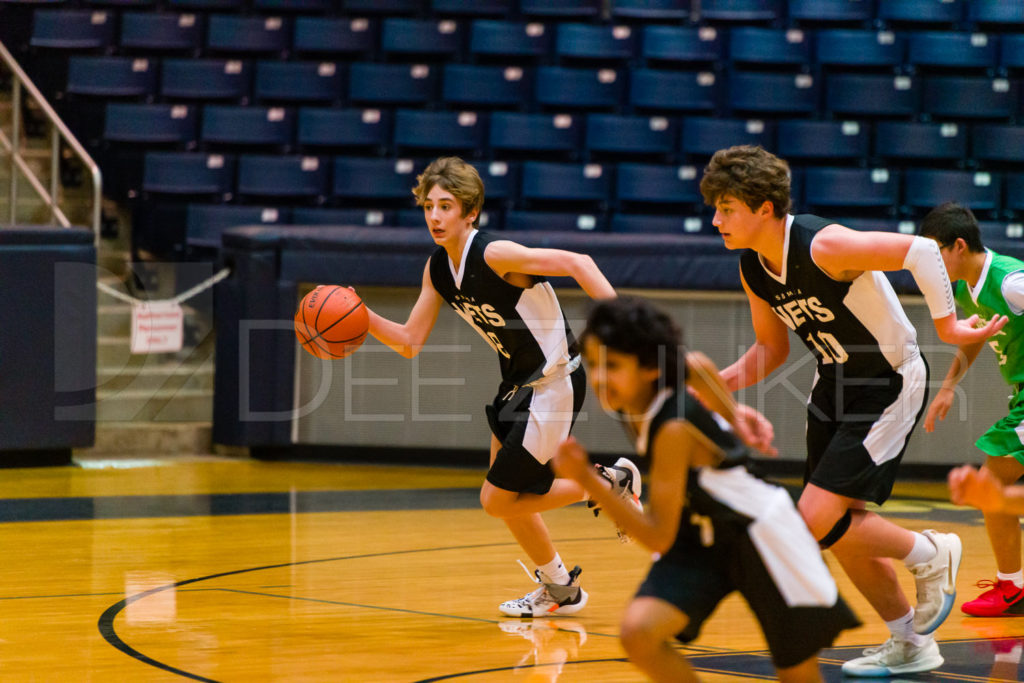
1, 455, 1022, 682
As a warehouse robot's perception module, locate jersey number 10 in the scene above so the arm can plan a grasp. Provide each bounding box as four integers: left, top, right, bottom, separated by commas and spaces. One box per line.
806, 331, 849, 364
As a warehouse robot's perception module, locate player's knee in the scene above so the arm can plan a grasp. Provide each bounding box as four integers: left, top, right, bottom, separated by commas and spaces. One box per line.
816, 509, 852, 550
619, 617, 657, 659
479, 484, 510, 518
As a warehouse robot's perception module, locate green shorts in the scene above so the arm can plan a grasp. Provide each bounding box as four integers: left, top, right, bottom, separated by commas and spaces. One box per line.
977, 388, 1024, 465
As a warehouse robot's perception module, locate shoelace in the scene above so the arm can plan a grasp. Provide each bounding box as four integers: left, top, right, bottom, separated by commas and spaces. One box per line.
974, 578, 1001, 592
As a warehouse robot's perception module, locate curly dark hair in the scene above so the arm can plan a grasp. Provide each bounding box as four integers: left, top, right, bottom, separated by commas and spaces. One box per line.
581, 296, 685, 387
699, 145, 791, 218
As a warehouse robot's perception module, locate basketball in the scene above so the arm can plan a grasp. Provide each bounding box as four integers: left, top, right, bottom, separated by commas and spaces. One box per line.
294, 285, 369, 359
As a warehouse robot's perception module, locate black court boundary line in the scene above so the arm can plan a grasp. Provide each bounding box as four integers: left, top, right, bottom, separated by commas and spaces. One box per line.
98, 536, 646, 682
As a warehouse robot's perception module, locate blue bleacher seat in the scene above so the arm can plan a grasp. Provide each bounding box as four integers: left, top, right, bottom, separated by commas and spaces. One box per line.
555, 23, 637, 63
102, 103, 198, 198
815, 29, 905, 69
381, 18, 463, 59
640, 25, 723, 65
535, 66, 624, 111
292, 17, 376, 57
254, 61, 344, 104
490, 112, 581, 157
729, 27, 812, 66
206, 15, 290, 55
776, 120, 868, 160
292, 207, 395, 226
907, 31, 998, 71
120, 12, 203, 52
874, 121, 966, 161
1002, 35, 1024, 73
803, 167, 899, 208
1006, 175, 1024, 214
504, 211, 606, 232
201, 105, 294, 147
67, 56, 157, 97
904, 169, 1001, 212
585, 113, 675, 159
729, 72, 818, 115
611, 214, 705, 235
85, 0, 155, 6
922, 76, 1017, 119
877, 0, 964, 25
972, 124, 1024, 164
161, 58, 251, 101
187, 204, 287, 248
680, 117, 774, 157
166, 0, 243, 9
237, 154, 328, 199
432, 0, 513, 16
143, 152, 236, 195
631, 69, 720, 113
520, 0, 602, 19
396, 206, 503, 230
393, 109, 485, 155
253, 0, 332, 9
616, 163, 701, 207
332, 157, 419, 202
343, 0, 421, 13
349, 62, 437, 105
968, 1, 1024, 27
610, 0, 689, 21
520, 161, 610, 207
296, 107, 391, 151
472, 161, 518, 203
469, 20, 552, 63
825, 73, 917, 117
442, 64, 532, 108
31, 9, 114, 49
700, 0, 781, 22
104, 103, 197, 144
788, 0, 874, 24
979, 220, 1024, 241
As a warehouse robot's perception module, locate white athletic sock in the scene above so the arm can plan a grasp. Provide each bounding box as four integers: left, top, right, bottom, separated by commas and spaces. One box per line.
903, 532, 937, 567
886, 609, 927, 647
539, 554, 570, 585
997, 569, 1024, 589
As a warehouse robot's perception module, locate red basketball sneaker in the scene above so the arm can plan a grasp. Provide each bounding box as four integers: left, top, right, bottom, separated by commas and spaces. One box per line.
962, 579, 1024, 617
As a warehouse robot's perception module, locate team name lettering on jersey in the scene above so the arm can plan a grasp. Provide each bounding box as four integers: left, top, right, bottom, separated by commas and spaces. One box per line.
450, 297, 511, 358
771, 296, 836, 330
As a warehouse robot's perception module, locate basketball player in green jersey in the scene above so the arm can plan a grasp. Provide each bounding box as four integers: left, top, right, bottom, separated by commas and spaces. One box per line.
920, 202, 1024, 618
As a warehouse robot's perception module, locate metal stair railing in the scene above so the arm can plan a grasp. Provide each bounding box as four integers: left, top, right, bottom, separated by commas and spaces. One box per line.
0, 40, 101, 243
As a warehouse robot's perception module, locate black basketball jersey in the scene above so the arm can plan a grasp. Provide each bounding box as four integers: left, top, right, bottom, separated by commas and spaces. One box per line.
740, 214, 918, 381
429, 230, 577, 386
631, 387, 756, 540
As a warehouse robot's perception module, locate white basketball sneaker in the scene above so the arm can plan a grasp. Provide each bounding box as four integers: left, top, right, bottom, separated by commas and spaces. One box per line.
841, 636, 943, 677
909, 529, 962, 635
591, 457, 643, 542
499, 565, 588, 618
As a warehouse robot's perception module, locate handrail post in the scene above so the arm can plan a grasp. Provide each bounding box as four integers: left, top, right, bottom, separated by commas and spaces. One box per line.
9, 78, 19, 225
50, 126, 60, 226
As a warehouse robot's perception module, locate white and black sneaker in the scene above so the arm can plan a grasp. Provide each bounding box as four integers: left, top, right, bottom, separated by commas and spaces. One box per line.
590, 457, 643, 542
499, 565, 588, 618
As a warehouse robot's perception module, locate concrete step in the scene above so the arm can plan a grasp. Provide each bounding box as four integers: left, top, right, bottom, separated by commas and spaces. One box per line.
97, 357, 214, 393
96, 387, 213, 422
83, 422, 213, 455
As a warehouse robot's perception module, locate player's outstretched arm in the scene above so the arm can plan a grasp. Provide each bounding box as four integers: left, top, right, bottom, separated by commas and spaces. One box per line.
924, 341, 985, 432
686, 351, 777, 456
366, 261, 444, 359
811, 226, 1007, 345
949, 465, 1024, 514
721, 270, 790, 392
482, 240, 616, 300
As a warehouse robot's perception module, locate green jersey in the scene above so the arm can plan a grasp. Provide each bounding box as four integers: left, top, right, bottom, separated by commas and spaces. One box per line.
955, 250, 1024, 386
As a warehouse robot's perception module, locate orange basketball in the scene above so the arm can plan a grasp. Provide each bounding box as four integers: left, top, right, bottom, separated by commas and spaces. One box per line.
294, 285, 369, 359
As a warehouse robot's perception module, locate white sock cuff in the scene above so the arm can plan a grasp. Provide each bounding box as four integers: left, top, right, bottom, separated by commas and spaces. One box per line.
903, 532, 937, 567
997, 569, 1024, 589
